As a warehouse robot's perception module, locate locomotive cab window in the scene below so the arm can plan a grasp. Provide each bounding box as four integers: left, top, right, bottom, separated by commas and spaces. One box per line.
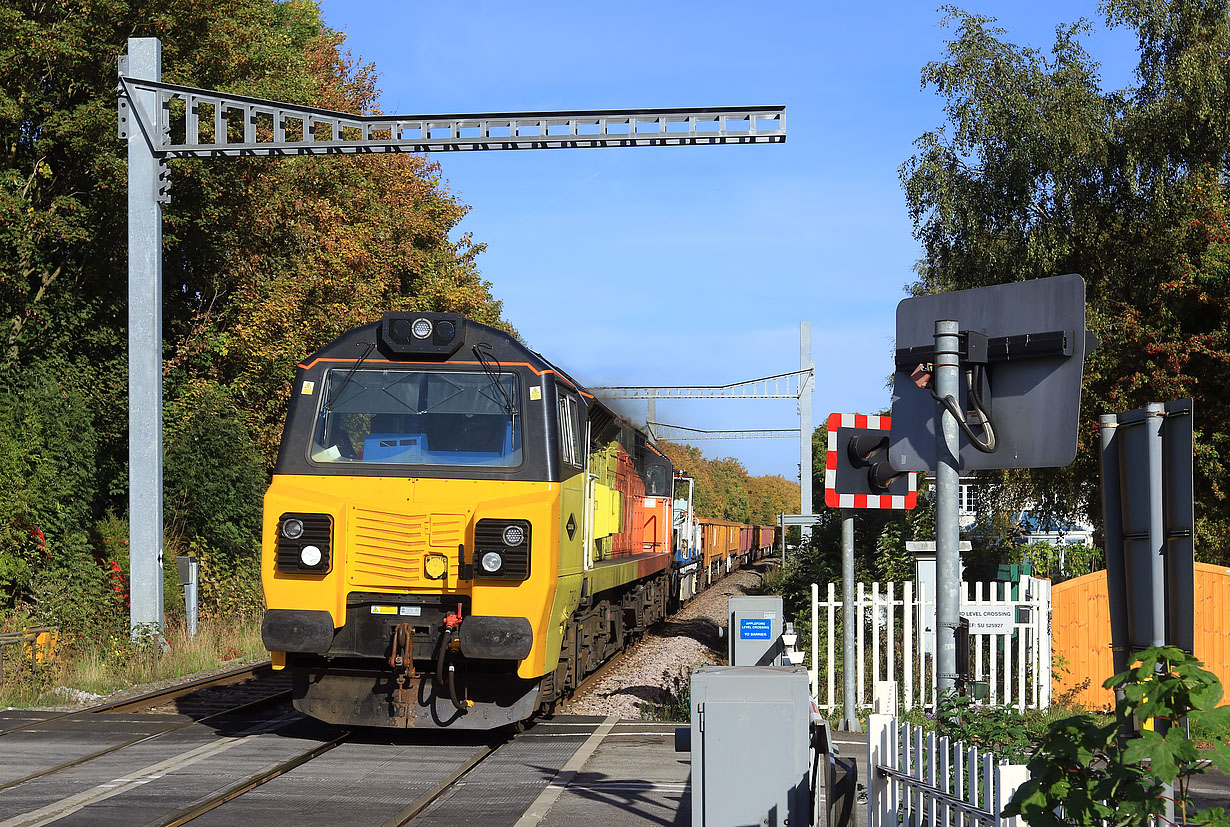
644, 463, 671, 497
557, 391, 584, 469
309, 369, 522, 467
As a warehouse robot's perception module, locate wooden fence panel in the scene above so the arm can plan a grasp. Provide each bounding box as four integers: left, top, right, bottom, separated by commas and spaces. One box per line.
1052, 563, 1230, 709
1194, 563, 1230, 693
1051, 571, 1114, 708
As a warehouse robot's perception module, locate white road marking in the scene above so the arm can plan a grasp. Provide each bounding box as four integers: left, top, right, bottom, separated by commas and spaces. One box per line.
520, 731, 678, 738
567, 781, 688, 792
514, 715, 619, 826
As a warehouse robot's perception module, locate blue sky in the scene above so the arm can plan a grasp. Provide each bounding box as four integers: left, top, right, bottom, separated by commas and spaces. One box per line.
315, 1, 1140, 483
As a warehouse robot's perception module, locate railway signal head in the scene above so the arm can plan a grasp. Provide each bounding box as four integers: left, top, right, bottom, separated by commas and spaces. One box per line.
825, 413, 917, 509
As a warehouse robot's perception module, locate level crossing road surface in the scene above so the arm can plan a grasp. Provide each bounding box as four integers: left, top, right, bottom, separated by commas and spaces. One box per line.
5, 705, 1221, 825
0, 707, 870, 827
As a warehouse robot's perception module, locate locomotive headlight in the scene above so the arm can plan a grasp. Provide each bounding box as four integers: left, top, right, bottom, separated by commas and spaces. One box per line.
480, 551, 503, 574
275, 512, 331, 574
411, 318, 433, 339
502, 525, 525, 546
300, 545, 323, 567
281, 518, 304, 540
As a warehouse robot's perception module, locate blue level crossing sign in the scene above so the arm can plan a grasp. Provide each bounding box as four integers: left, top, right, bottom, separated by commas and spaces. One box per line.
739, 618, 772, 640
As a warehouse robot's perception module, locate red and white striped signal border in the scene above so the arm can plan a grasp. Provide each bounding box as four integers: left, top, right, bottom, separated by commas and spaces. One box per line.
825, 412, 918, 509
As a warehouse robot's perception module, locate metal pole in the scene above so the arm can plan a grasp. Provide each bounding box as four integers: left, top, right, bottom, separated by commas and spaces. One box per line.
125, 37, 165, 639
1145, 403, 1166, 649
800, 322, 813, 543
934, 320, 961, 694
1144, 402, 1174, 824
811, 581, 819, 702
779, 513, 786, 567
647, 397, 656, 441
186, 558, 199, 637
841, 510, 860, 731
1098, 415, 1132, 731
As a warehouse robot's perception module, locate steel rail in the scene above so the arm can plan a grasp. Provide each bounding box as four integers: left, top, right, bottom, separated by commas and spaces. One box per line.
562, 560, 772, 710
383, 740, 508, 827
0, 659, 272, 736
158, 731, 351, 827
0, 688, 292, 793
566, 647, 634, 706
104, 659, 275, 713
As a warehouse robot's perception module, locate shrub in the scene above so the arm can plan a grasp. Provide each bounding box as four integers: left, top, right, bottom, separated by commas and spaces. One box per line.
1005, 647, 1230, 826
0, 359, 102, 609
163, 389, 267, 617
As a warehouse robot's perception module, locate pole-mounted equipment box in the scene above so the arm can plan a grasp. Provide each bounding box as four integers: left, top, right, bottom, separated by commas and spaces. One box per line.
727, 595, 785, 666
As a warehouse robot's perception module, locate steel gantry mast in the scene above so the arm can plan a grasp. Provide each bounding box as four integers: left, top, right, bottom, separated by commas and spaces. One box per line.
590, 322, 815, 531
118, 37, 785, 635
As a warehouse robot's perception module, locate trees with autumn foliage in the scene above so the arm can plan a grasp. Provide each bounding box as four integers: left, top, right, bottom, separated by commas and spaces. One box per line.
656, 441, 800, 525
900, 1, 1230, 564
0, 0, 505, 628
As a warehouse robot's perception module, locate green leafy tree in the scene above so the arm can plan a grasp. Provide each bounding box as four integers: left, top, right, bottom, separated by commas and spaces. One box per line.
0, 0, 505, 623
0, 359, 103, 613
746, 473, 801, 525
901, 3, 1230, 563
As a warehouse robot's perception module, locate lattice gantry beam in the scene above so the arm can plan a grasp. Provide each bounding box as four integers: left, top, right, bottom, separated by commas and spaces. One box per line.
117, 76, 786, 158
591, 369, 812, 401
649, 423, 801, 441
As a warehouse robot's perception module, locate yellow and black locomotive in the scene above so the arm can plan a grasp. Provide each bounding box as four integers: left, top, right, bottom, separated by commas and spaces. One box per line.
261, 312, 677, 729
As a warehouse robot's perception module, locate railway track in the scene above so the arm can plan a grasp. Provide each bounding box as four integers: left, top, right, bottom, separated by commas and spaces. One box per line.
0, 714, 519, 827
565, 645, 634, 707
0, 659, 281, 737
0, 564, 753, 826
0, 665, 649, 827
0, 662, 293, 801
0, 654, 527, 827
158, 730, 352, 827
380, 740, 505, 827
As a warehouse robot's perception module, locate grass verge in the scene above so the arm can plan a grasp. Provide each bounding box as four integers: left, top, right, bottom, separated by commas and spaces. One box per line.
0, 614, 266, 708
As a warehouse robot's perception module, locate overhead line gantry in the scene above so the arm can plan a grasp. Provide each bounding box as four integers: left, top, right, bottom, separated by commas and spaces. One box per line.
118, 37, 785, 635
589, 322, 815, 533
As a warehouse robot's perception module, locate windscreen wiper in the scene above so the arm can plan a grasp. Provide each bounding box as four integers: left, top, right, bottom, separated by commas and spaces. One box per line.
322, 341, 376, 415
472, 343, 518, 415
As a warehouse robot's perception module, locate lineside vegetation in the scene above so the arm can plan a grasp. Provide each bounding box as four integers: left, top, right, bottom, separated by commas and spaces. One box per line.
0, 0, 503, 701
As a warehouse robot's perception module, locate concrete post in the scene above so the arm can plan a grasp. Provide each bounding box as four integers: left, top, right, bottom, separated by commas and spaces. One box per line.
176, 556, 199, 637
867, 714, 894, 827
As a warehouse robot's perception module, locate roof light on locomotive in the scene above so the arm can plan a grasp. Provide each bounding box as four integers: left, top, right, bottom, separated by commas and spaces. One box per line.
380, 311, 466, 358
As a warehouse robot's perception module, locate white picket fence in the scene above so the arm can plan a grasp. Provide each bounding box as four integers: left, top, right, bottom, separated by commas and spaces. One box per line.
867, 712, 1028, 827
807, 577, 1052, 713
